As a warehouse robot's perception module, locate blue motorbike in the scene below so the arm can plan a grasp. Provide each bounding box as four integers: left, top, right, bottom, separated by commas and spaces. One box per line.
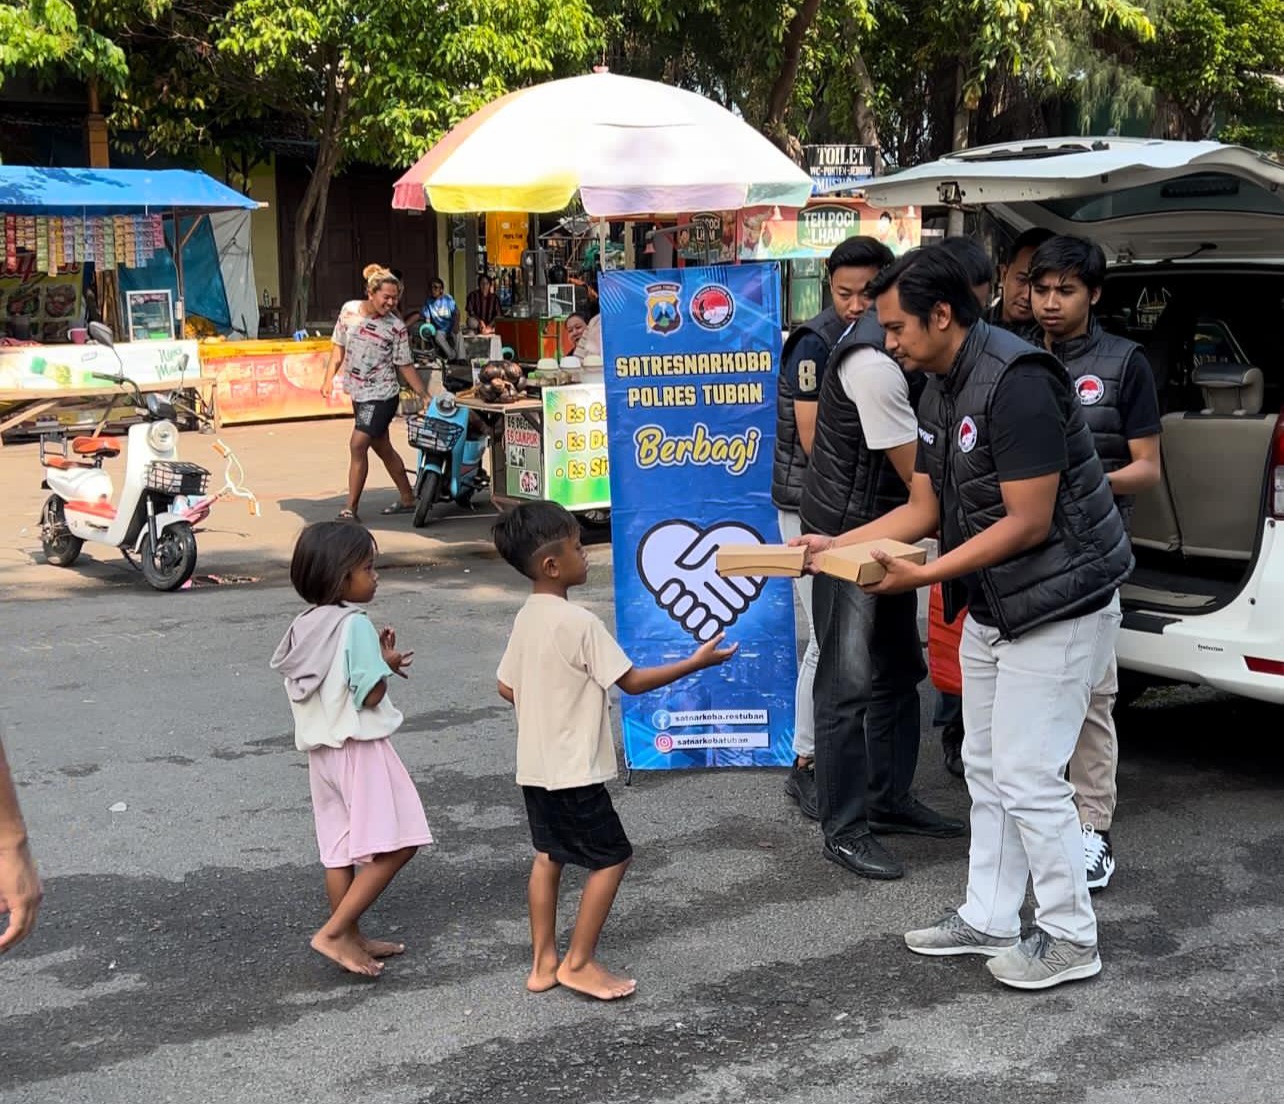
407, 391, 488, 528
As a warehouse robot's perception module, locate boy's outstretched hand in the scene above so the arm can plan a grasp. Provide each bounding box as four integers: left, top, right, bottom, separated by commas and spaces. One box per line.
380, 626, 415, 679
691, 631, 739, 669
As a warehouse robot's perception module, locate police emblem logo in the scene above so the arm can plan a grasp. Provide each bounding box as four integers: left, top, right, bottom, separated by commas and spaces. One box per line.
1076, 374, 1106, 406
645, 282, 683, 336
691, 283, 735, 331
957, 415, 978, 453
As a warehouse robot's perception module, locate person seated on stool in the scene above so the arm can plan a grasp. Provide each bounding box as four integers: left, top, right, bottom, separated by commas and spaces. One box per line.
421, 278, 458, 360
465, 274, 501, 336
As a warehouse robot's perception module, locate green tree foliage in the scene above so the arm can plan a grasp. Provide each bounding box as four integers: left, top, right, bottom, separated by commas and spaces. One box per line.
1135, 0, 1284, 144
0, 0, 158, 91
212, 0, 597, 324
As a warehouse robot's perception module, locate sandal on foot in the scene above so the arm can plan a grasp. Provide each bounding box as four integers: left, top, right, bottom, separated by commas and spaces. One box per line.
381, 502, 415, 515
336, 508, 360, 522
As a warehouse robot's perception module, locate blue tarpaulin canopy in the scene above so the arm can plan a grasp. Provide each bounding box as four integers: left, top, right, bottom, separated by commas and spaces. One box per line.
0, 167, 258, 216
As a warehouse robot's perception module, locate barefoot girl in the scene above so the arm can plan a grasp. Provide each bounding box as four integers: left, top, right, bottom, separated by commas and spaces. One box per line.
494, 503, 737, 1000
271, 521, 432, 976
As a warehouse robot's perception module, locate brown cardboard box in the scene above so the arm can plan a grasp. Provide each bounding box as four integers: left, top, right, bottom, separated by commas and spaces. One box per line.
715, 543, 807, 578
814, 539, 927, 585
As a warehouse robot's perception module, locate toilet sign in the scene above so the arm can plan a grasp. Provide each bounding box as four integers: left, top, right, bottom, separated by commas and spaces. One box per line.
804, 144, 878, 192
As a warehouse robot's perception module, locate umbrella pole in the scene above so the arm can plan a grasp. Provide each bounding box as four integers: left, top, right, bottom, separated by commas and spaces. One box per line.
596, 218, 607, 272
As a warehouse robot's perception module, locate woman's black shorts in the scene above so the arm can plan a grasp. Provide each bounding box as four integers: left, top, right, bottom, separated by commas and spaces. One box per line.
352, 396, 400, 439
522, 783, 633, 870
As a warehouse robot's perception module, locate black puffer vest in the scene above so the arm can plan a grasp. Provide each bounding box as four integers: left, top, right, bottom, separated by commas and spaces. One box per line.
773, 307, 849, 511
799, 311, 926, 537
918, 322, 1133, 639
1050, 319, 1142, 530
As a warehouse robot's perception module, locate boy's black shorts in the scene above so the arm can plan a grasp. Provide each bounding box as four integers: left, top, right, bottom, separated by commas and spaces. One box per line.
522, 783, 633, 870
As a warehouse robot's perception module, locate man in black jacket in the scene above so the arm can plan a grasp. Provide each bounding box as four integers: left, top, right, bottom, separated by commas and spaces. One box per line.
1028, 235, 1162, 893
773, 239, 892, 819
798, 240, 964, 881
994, 227, 1054, 337
796, 246, 1131, 991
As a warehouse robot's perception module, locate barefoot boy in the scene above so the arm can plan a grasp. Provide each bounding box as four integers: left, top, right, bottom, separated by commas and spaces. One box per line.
494, 502, 737, 1000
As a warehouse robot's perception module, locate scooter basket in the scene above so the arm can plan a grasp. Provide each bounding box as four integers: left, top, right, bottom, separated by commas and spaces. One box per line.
407, 414, 464, 454
144, 460, 210, 496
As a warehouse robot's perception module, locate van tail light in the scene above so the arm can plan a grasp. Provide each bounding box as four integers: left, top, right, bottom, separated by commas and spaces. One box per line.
1245, 656, 1284, 677
1272, 406, 1284, 519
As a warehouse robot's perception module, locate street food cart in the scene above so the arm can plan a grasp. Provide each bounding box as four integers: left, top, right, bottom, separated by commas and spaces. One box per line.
0, 167, 258, 441
392, 70, 816, 515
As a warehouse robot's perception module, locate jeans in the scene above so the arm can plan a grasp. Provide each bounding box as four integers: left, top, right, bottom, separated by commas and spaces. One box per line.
431, 329, 455, 359
777, 509, 819, 759
811, 573, 926, 843
957, 595, 1121, 946
934, 691, 963, 729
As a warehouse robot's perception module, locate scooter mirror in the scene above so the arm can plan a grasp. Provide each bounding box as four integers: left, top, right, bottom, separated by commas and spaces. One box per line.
87, 322, 115, 347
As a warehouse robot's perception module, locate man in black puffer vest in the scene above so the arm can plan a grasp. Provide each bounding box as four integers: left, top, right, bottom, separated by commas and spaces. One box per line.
796, 246, 1131, 992
797, 240, 964, 882
774, 238, 889, 820
992, 227, 1053, 341
1028, 235, 1162, 896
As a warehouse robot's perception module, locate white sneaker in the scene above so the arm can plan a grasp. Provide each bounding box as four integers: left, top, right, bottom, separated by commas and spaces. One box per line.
1083, 823, 1116, 891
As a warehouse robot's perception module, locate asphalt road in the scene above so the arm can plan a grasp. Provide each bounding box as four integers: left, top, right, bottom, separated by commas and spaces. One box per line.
3, 541, 1283, 1104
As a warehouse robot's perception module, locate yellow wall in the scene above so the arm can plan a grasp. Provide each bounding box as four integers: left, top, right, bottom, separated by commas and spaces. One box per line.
198, 153, 282, 307
246, 159, 281, 307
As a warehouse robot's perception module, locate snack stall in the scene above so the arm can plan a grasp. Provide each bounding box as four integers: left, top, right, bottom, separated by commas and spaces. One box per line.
0, 166, 257, 441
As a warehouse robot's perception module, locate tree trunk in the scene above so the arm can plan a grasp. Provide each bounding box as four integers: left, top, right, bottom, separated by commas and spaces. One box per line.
288, 66, 349, 331
763, 0, 822, 154
948, 61, 971, 236
846, 40, 882, 169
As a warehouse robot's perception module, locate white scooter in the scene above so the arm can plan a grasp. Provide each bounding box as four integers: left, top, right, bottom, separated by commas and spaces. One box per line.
38, 322, 259, 591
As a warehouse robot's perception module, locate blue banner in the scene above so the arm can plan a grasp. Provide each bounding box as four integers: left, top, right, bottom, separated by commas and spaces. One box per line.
601, 264, 796, 770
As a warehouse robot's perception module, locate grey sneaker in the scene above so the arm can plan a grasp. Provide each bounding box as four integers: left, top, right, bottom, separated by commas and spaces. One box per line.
986, 928, 1102, 990
904, 911, 1019, 957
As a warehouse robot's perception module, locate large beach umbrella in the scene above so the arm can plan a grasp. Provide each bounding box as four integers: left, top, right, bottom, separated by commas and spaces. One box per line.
392, 72, 813, 216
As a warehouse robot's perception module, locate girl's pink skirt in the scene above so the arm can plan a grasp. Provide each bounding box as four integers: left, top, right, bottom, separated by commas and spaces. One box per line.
308, 738, 432, 868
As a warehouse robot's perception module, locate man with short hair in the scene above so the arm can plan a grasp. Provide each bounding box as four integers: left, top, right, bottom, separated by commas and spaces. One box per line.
421, 277, 458, 359
995, 228, 1054, 337
1028, 234, 1162, 892
774, 237, 895, 819
797, 238, 964, 878
929, 237, 996, 779
797, 246, 1131, 989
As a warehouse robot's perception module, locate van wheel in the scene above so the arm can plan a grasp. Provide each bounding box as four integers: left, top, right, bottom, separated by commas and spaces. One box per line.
41, 496, 83, 567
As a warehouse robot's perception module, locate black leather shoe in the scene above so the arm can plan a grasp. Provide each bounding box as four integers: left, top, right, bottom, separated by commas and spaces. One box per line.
822, 832, 904, 880
870, 796, 966, 838
784, 759, 819, 820
942, 722, 965, 779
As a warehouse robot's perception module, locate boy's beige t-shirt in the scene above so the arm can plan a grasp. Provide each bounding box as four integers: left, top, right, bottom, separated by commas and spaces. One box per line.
497, 593, 633, 790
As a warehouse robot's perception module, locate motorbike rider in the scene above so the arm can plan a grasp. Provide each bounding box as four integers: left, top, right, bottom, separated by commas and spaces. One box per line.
774, 237, 890, 819
1028, 234, 1162, 893
795, 238, 964, 878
